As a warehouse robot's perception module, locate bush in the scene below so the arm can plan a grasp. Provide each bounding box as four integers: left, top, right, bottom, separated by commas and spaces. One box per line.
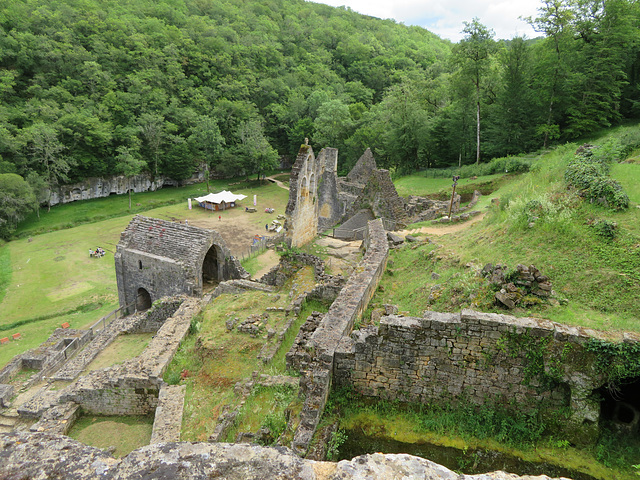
565, 151, 629, 210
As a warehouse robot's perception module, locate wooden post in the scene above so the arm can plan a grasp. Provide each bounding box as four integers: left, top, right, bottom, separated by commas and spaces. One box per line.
448, 175, 460, 218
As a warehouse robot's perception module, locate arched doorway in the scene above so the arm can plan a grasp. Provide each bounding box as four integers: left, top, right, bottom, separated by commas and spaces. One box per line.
136, 287, 152, 311
202, 244, 222, 291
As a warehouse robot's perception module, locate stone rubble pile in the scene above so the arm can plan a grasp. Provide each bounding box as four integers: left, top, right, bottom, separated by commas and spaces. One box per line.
483, 263, 553, 309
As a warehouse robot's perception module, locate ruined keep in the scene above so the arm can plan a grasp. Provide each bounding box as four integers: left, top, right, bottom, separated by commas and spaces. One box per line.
114, 215, 248, 310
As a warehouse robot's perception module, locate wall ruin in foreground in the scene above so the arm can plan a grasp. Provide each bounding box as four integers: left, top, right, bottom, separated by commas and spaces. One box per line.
335, 309, 640, 443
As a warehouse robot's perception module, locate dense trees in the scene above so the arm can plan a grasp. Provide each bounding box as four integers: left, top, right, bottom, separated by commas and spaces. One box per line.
0, 0, 638, 209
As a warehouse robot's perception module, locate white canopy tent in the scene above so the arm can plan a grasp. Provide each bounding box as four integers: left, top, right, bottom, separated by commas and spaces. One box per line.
194, 190, 247, 211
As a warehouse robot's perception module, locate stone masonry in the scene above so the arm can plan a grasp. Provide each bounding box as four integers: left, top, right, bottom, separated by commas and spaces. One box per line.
334, 309, 640, 443
287, 218, 389, 455
114, 215, 248, 309
0, 431, 573, 480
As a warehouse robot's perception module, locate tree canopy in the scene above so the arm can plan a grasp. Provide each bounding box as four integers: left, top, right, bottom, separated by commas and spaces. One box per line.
0, 0, 638, 192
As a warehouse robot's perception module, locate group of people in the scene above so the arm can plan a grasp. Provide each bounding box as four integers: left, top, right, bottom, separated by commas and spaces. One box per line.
90, 247, 105, 258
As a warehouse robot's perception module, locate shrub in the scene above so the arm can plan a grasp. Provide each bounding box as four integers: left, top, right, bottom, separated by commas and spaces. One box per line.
565, 150, 629, 210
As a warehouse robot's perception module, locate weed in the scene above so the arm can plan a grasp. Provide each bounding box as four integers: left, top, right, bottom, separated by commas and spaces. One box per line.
326, 428, 348, 461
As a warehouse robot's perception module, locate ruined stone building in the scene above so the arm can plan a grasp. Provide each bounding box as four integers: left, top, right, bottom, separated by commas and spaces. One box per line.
285, 146, 408, 247
115, 215, 247, 310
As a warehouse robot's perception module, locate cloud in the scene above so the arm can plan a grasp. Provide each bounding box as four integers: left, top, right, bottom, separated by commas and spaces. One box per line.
310, 0, 542, 42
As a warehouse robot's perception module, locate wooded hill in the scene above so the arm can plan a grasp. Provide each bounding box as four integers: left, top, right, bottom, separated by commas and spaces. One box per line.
0, 0, 639, 236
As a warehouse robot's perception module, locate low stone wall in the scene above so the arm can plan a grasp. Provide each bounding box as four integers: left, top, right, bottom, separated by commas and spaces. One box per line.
288, 218, 389, 455
126, 297, 184, 333
20, 297, 201, 427
150, 384, 186, 444
54, 298, 185, 382
0, 328, 92, 402
334, 309, 640, 442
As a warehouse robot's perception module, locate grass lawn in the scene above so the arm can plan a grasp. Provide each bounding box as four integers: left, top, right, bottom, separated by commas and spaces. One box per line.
68, 415, 154, 457
165, 266, 327, 442
82, 333, 153, 374
394, 173, 506, 198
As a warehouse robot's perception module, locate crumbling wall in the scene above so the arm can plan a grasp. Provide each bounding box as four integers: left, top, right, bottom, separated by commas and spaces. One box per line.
285, 145, 320, 247
334, 309, 639, 442
287, 218, 389, 455
315, 148, 343, 232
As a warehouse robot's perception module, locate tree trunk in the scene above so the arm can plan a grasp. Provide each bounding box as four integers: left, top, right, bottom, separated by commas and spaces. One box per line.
476, 83, 481, 165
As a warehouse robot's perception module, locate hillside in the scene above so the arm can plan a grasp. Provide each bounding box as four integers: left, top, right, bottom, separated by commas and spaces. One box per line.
372, 124, 640, 333
1, 0, 639, 240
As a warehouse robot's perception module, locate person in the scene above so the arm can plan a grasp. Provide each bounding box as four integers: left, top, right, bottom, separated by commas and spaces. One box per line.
185, 219, 189, 226
265, 224, 268, 232
89, 249, 94, 258
218, 215, 221, 221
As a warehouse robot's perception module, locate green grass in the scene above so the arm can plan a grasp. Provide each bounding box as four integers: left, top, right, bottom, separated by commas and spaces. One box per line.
325, 387, 636, 480
385, 140, 640, 333
82, 333, 153, 373
67, 415, 154, 458
0, 245, 10, 305
394, 173, 506, 198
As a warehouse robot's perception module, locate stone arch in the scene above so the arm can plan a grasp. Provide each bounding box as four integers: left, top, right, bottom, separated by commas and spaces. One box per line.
300, 175, 309, 198
309, 173, 316, 198
137, 287, 152, 311
202, 243, 224, 288
597, 378, 640, 434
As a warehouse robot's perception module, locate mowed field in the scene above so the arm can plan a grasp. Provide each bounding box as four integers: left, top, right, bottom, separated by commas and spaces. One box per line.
0, 180, 289, 369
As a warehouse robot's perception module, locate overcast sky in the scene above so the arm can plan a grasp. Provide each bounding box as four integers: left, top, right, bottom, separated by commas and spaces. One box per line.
311, 0, 543, 42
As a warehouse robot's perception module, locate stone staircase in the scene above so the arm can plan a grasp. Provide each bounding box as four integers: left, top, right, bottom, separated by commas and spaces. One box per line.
0, 410, 18, 433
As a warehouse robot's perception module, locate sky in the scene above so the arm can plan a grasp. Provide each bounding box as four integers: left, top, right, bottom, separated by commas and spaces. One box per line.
311, 0, 543, 42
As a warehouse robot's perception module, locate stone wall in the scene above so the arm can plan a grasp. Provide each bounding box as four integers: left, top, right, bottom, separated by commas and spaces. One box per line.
20, 297, 201, 423
334, 309, 640, 442
287, 218, 389, 455
126, 297, 184, 333
315, 148, 343, 232
285, 145, 320, 247
115, 215, 248, 308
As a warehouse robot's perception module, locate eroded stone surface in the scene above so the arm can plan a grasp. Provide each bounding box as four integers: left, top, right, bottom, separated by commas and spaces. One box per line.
0, 432, 573, 480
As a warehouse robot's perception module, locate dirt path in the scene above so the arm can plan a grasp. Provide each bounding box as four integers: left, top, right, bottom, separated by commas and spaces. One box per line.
252, 250, 280, 279
398, 212, 486, 237
266, 175, 289, 191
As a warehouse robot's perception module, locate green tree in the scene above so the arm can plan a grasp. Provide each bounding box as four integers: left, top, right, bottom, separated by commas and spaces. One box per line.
237, 119, 279, 181
188, 116, 225, 192
115, 146, 146, 210
525, 0, 574, 146
0, 173, 35, 239
23, 123, 73, 211
453, 18, 496, 164
313, 99, 354, 150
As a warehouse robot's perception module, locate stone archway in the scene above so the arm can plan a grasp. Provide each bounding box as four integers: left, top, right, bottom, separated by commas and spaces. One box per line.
202, 244, 223, 289
136, 287, 152, 311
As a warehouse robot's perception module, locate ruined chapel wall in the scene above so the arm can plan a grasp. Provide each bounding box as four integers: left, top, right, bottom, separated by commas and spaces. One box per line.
285, 146, 319, 247
315, 148, 344, 231
115, 249, 194, 308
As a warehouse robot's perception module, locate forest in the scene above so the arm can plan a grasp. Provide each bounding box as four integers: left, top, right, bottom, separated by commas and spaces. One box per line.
0, 0, 639, 237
